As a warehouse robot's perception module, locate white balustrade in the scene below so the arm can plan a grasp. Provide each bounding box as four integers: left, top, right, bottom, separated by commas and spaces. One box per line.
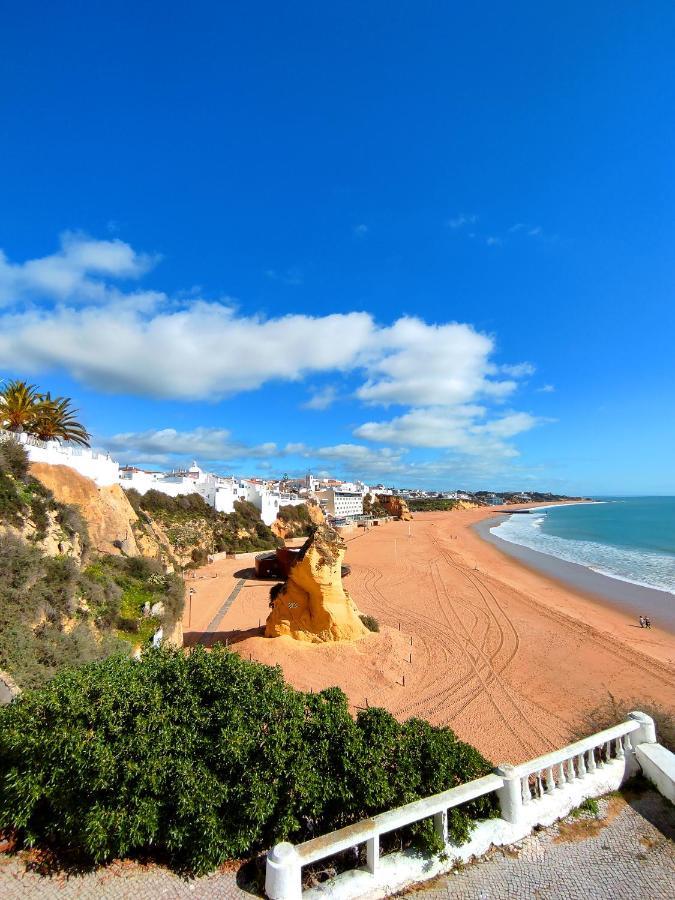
266, 714, 656, 900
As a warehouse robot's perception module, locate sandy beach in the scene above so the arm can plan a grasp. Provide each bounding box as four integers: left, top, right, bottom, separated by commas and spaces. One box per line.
182, 507, 674, 765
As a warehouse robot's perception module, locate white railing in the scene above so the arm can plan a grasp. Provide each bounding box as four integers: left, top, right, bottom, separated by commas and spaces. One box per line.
266, 712, 659, 900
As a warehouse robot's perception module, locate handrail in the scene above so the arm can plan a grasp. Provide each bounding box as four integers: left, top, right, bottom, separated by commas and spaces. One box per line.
266, 714, 656, 900
298, 773, 502, 865
514, 719, 640, 777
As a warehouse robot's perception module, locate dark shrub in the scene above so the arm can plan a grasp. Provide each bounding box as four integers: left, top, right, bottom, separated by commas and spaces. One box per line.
359, 614, 380, 632
0, 648, 497, 873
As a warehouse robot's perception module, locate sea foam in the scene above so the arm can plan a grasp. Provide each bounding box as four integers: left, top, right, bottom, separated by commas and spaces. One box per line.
491, 510, 675, 596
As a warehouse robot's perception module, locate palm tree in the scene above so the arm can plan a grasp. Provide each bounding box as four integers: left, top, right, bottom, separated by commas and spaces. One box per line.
0, 380, 46, 433
31, 393, 91, 446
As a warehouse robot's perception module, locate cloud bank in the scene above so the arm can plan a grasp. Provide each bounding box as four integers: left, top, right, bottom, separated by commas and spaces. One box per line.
0, 233, 547, 477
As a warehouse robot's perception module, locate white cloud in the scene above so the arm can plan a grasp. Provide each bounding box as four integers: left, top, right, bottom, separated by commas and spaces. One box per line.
355, 407, 539, 456
0, 232, 158, 306
0, 233, 551, 469
501, 362, 535, 377
355, 318, 519, 407
353, 224, 369, 237
106, 427, 281, 462
486, 236, 503, 247
538, 384, 556, 393
446, 214, 478, 229
302, 385, 338, 410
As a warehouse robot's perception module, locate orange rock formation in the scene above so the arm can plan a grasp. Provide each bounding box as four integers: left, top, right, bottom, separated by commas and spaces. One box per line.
376, 494, 413, 521
30, 463, 140, 555
265, 523, 368, 642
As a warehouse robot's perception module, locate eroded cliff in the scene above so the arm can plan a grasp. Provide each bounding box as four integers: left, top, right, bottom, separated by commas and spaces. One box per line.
265, 523, 368, 642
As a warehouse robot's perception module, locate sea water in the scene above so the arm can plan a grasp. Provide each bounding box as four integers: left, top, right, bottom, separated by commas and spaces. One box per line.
491, 497, 675, 596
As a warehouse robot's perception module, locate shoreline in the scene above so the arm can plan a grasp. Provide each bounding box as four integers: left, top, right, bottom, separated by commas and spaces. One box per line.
476, 507, 675, 634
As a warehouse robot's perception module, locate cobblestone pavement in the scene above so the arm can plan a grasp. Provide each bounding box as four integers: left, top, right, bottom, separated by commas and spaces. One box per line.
402, 788, 675, 900
1, 789, 672, 898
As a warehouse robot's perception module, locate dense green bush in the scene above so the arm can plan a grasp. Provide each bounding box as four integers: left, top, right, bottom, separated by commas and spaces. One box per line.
0, 648, 497, 873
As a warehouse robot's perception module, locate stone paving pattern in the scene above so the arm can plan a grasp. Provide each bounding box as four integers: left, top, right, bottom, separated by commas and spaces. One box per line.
402, 788, 674, 900
0, 789, 672, 898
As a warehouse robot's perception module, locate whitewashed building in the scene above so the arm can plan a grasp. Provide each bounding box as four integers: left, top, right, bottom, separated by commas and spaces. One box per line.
118, 461, 305, 526
1, 430, 119, 487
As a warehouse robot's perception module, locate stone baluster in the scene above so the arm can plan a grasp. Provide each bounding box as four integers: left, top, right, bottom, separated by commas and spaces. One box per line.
565, 757, 576, 782
623, 733, 633, 755
615, 737, 625, 760
545, 767, 555, 794
521, 776, 532, 804
604, 740, 612, 763
535, 771, 544, 799
556, 763, 566, 787
587, 748, 596, 773
577, 753, 587, 778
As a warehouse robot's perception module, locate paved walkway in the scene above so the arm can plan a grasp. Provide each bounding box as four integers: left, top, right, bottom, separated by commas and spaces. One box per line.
402, 787, 674, 899
1, 788, 672, 898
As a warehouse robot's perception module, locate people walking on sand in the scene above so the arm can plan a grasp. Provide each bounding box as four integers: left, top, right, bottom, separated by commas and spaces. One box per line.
639, 615, 645, 628
645, 617, 652, 629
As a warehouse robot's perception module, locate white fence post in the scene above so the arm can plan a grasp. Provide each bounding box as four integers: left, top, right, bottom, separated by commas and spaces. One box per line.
366, 835, 379, 874
628, 711, 657, 745
495, 764, 523, 824
266, 842, 302, 900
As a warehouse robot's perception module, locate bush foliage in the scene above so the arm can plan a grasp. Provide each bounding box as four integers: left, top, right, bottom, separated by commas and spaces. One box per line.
0, 647, 497, 873
126, 488, 282, 556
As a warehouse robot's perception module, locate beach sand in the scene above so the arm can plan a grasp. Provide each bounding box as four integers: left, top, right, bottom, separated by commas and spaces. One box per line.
182, 507, 674, 765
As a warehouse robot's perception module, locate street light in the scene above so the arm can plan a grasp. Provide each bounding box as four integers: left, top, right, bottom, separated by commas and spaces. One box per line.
188, 587, 196, 628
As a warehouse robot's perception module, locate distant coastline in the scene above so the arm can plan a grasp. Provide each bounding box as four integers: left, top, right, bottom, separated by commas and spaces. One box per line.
475, 511, 675, 633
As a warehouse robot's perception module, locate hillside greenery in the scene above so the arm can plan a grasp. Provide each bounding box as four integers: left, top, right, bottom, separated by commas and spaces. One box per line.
126, 488, 282, 556
276, 502, 314, 536
363, 493, 389, 517
0, 441, 184, 690
0, 647, 497, 874
408, 498, 463, 512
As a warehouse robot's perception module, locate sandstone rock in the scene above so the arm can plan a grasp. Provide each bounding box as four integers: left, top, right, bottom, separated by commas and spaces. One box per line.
150, 601, 165, 617
265, 524, 368, 642
162, 617, 184, 649
376, 494, 413, 521
30, 463, 140, 556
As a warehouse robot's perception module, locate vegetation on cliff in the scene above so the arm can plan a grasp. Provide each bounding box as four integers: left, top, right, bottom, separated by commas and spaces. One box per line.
0, 441, 184, 690
275, 502, 314, 536
363, 492, 389, 517
408, 498, 464, 512
0, 646, 497, 874
126, 489, 282, 561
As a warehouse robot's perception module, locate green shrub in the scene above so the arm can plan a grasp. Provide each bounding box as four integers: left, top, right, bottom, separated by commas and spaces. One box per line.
359, 614, 380, 633
571, 797, 599, 817
0, 648, 497, 873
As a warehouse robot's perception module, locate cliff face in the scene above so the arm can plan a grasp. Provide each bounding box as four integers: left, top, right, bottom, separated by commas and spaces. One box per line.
265, 524, 368, 643
376, 494, 413, 521
30, 464, 141, 556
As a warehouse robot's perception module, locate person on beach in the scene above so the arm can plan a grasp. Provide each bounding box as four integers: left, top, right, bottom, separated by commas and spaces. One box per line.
645, 617, 652, 629
639, 615, 645, 628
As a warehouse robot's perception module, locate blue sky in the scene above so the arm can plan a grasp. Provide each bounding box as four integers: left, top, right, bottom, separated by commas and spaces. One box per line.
1, 1, 674, 494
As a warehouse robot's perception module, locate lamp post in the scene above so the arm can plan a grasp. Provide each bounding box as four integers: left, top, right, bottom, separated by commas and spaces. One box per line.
188, 587, 196, 628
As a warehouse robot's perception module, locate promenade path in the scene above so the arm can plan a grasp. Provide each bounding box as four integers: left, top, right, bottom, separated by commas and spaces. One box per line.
1, 788, 672, 898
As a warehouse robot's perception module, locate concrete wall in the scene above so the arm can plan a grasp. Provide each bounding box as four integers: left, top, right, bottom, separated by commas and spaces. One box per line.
2, 431, 119, 487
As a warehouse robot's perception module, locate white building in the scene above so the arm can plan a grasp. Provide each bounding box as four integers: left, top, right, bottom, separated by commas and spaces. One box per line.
119, 461, 305, 526
1, 430, 119, 487
315, 487, 364, 519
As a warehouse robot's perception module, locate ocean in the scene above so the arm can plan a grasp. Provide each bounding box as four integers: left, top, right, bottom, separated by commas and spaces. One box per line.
490, 497, 675, 596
